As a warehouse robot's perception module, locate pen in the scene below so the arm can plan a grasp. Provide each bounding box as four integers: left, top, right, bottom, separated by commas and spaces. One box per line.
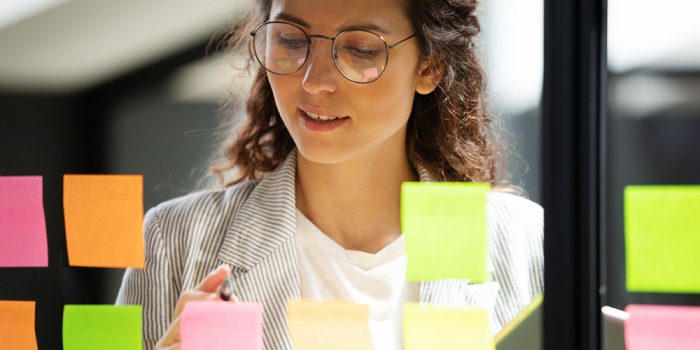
218, 276, 233, 301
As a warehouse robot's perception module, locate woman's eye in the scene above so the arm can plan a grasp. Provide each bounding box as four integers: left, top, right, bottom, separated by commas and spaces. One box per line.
277, 37, 307, 48
345, 46, 381, 59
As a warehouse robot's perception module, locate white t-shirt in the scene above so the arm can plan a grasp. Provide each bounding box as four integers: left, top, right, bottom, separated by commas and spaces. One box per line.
294, 209, 420, 350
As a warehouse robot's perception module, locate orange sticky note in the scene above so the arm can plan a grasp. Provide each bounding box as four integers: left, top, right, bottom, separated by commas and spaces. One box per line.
63, 175, 144, 268
0, 300, 38, 350
287, 300, 373, 350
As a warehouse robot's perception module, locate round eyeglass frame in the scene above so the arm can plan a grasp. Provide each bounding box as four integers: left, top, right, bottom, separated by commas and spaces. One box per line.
249, 21, 418, 84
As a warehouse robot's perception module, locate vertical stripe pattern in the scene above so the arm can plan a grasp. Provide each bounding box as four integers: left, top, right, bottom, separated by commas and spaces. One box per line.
116, 149, 544, 349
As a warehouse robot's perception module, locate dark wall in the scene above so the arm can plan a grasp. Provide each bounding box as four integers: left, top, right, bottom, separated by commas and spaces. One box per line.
0, 92, 108, 349
606, 106, 700, 309
605, 73, 700, 311
0, 42, 226, 349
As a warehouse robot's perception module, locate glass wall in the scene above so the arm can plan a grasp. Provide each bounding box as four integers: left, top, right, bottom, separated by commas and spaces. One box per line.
605, 0, 700, 348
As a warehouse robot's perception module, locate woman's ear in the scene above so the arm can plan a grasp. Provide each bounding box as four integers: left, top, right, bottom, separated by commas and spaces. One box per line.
415, 57, 444, 95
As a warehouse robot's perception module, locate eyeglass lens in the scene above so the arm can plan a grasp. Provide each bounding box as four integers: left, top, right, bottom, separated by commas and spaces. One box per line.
253, 22, 388, 83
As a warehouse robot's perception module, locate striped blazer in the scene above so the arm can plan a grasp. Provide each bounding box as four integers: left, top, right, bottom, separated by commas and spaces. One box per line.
116, 149, 543, 350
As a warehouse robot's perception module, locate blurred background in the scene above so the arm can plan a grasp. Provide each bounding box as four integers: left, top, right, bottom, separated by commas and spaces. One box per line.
0, 0, 698, 348
0, 0, 544, 347
605, 0, 700, 312
0, 1, 251, 347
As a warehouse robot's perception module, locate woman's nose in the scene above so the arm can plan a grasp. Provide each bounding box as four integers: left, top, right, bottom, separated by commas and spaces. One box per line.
301, 39, 339, 95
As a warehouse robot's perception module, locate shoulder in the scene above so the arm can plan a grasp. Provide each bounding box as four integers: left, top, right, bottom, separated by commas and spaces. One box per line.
144, 180, 259, 239
487, 190, 543, 239
485, 190, 544, 262
485, 191, 544, 332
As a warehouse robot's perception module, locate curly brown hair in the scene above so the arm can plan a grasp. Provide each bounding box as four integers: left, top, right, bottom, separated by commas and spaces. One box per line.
211, 0, 502, 187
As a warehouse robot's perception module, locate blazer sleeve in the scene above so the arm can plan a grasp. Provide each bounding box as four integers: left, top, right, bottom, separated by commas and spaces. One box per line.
116, 206, 175, 350
488, 192, 544, 332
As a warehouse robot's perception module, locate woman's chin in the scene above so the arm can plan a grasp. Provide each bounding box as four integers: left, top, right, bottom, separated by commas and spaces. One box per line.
295, 143, 360, 166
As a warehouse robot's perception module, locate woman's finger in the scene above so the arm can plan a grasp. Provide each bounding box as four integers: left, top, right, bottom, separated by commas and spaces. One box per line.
195, 264, 231, 293
160, 290, 221, 348
156, 338, 181, 350
157, 265, 234, 349
156, 316, 181, 348
173, 290, 220, 319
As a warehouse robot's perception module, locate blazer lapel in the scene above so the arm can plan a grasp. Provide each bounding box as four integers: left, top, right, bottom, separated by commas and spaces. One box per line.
217, 149, 300, 276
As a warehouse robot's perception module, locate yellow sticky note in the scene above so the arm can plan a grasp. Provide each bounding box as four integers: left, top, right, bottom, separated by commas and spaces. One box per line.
625, 185, 700, 293
63, 175, 144, 268
401, 182, 490, 282
495, 293, 542, 345
0, 300, 38, 350
403, 303, 493, 350
287, 300, 373, 350
275, 59, 293, 71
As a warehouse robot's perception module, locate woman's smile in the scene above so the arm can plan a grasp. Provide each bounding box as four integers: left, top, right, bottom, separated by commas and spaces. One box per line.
298, 107, 350, 132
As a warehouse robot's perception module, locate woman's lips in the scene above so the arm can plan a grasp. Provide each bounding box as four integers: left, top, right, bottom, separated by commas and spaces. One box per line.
298, 104, 346, 118
298, 108, 349, 132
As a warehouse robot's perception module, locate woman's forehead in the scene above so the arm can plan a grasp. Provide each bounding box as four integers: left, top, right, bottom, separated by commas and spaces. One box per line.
269, 0, 412, 35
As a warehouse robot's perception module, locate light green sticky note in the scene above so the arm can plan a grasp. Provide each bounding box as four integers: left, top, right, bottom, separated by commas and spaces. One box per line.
401, 182, 490, 282
625, 185, 700, 293
276, 59, 293, 71
403, 303, 494, 350
63, 305, 142, 350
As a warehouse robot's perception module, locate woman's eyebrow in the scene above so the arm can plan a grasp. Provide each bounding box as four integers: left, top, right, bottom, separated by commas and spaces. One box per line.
342, 23, 392, 36
272, 12, 393, 36
273, 12, 310, 27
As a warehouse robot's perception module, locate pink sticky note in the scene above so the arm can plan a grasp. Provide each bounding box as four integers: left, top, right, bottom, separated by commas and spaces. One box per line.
180, 301, 263, 350
625, 304, 700, 350
363, 67, 379, 80
0, 176, 48, 267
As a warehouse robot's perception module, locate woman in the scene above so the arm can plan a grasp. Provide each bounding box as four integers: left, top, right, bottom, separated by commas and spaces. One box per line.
117, 0, 543, 349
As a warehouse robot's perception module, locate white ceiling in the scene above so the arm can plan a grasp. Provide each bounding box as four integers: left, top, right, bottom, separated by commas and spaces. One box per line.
608, 0, 700, 73
0, 0, 249, 93
0, 0, 67, 30
0, 0, 698, 95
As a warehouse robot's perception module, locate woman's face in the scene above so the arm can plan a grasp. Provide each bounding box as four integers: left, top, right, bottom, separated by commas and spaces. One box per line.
267, 0, 436, 165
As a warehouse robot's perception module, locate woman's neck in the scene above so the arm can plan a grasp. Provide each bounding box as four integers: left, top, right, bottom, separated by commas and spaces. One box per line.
295, 147, 418, 254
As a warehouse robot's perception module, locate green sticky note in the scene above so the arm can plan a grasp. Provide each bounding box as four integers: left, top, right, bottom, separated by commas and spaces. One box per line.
403, 303, 494, 350
63, 305, 142, 350
401, 182, 490, 282
625, 185, 700, 293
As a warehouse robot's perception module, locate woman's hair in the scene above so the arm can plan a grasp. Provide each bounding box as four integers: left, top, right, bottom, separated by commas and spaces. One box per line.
211, 0, 503, 186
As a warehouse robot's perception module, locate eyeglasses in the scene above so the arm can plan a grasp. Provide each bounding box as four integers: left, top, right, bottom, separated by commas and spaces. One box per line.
250, 21, 417, 84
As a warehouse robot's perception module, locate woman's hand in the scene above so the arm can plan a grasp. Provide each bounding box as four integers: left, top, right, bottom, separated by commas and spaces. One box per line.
155, 264, 237, 350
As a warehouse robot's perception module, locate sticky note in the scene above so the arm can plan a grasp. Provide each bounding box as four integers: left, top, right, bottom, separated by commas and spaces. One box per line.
0, 301, 38, 350
287, 299, 373, 350
495, 293, 543, 345
625, 304, 700, 350
180, 301, 263, 350
363, 67, 379, 80
401, 182, 490, 282
63, 305, 142, 350
403, 303, 494, 350
0, 176, 48, 267
624, 185, 700, 293
63, 175, 144, 268
275, 59, 293, 71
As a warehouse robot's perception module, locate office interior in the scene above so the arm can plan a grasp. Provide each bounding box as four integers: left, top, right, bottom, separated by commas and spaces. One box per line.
0, 0, 698, 349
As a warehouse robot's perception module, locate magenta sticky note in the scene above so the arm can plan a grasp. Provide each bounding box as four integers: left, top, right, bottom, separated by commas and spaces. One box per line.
180, 301, 263, 350
625, 304, 700, 350
0, 176, 48, 267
